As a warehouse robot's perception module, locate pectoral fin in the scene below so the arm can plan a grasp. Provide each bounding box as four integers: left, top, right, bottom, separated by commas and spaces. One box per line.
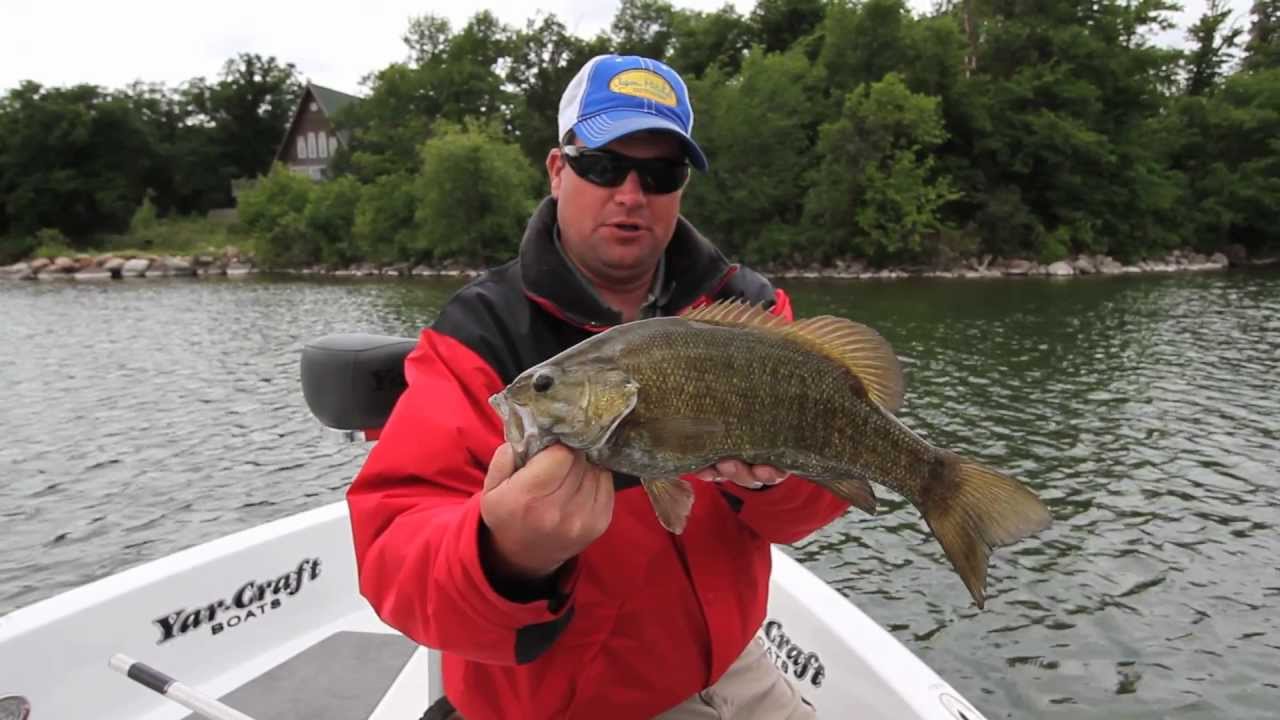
642, 477, 696, 534
625, 416, 725, 456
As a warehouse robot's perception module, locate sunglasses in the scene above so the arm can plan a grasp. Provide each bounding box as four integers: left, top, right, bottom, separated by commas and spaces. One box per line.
560, 145, 691, 195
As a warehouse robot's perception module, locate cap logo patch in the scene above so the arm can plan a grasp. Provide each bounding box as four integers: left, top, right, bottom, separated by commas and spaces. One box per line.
608, 70, 677, 107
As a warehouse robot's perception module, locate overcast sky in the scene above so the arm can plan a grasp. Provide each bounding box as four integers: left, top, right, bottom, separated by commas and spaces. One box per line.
1, 0, 1255, 96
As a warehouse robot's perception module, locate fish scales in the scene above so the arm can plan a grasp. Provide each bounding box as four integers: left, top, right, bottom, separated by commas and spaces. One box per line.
603, 319, 932, 496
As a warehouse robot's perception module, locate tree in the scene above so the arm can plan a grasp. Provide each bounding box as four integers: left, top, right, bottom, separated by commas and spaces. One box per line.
1185, 0, 1244, 96
0, 82, 152, 242
682, 49, 824, 263
353, 173, 421, 263
403, 14, 453, 66
236, 164, 314, 267
336, 13, 513, 180
749, 0, 827, 54
414, 120, 538, 264
507, 14, 610, 163
187, 53, 303, 183
1244, 0, 1280, 70
610, 0, 677, 60
804, 74, 957, 262
667, 5, 754, 78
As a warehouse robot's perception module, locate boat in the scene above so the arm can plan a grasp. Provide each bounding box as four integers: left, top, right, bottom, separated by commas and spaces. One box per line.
0, 334, 989, 720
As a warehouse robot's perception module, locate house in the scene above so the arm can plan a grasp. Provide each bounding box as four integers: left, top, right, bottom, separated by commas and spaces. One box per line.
274, 83, 361, 181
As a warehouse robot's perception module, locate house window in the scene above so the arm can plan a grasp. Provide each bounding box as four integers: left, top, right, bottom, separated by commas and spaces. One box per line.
317, 133, 328, 158
307, 132, 317, 158
297, 136, 307, 159
329, 136, 339, 156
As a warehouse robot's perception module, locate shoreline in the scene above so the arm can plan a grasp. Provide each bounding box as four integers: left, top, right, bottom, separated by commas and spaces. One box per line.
4, 248, 1276, 283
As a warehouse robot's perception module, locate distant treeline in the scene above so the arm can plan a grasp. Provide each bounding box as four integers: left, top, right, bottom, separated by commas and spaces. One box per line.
3, 0, 1279, 268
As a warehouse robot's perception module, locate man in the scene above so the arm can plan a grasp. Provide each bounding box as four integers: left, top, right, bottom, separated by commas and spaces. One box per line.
347, 54, 849, 719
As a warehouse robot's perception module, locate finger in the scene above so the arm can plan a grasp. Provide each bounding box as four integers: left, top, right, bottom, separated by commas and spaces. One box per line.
691, 468, 721, 483
714, 459, 761, 488
521, 443, 577, 494
483, 443, 517, 493
751, 464, 786, 484
715, 459, 746, 480
561, 449, 593, 501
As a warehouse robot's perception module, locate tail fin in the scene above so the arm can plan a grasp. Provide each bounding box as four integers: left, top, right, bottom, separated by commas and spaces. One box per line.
920, 452, 1051, 609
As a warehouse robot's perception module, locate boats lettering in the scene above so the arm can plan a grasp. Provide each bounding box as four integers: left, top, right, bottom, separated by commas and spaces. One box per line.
152, 558, 322, 644
762, 619, 826, 688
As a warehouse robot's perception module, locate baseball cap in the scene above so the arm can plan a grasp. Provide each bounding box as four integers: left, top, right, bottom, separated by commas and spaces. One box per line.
557, 55, 709, 171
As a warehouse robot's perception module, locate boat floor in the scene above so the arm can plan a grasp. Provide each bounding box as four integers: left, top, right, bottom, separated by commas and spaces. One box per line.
180, 630, 418, 720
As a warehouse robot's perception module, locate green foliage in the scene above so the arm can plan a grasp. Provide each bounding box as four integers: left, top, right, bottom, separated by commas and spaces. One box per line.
682, 49, 824, 263
413, 120, 538, 264
1244, 0, 1280, 71
3, 3, 1280, 270
668, 6, 754, 78
1184, 0, 1244, 96
611, 0, 677, 60
353, 173, 422, 264
32, 228, 75, 259
130, 194, 159, 233
236, 165, 315, 267
804, 73, 958, 262
104, 215, 241, 256
304, 176, 362, 266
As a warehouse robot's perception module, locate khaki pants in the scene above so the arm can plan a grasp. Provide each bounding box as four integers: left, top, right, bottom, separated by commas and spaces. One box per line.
655, 638, 817, 719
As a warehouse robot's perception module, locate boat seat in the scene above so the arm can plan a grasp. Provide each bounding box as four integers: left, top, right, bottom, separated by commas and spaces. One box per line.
301, 334, 415, 431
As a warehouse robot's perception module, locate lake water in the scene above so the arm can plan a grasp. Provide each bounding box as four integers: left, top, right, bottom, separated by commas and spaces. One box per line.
1, 269, 1277, 718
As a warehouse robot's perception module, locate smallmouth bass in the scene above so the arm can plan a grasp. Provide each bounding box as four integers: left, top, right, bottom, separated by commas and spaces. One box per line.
489, 300, 1051, 608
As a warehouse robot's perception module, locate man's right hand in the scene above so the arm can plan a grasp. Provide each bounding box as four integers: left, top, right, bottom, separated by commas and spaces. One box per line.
479, 442, 615, 586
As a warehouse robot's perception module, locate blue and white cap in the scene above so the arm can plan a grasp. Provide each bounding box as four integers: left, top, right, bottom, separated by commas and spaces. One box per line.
558, 54, 708, 171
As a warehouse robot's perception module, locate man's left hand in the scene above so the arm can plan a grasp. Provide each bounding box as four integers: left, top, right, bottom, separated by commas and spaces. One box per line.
691, 460, 789, 490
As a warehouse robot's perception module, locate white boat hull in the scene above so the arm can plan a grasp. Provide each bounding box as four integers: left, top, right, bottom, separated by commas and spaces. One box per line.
0, 502, 986, 720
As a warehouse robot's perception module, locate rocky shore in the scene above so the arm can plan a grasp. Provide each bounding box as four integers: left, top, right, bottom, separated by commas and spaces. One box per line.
1, 248, 255, 281
4, 247, 1270, 283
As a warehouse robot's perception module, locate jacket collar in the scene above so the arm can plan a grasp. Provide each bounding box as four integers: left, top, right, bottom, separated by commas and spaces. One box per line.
519, 197, 735, 329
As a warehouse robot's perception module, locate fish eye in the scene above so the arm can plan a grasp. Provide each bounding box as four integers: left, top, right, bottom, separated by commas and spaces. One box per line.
532, 372, 555, 393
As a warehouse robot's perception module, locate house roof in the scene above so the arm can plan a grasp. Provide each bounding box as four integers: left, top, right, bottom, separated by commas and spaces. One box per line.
309, 84, 361, 118
274, 82, 362, 163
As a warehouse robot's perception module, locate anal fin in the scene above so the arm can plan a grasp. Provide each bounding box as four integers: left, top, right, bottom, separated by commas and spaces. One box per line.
825, 476, 878, 515
642, 477, 696, 534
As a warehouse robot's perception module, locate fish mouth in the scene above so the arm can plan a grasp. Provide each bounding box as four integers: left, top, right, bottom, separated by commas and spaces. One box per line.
488, 392, 553, 468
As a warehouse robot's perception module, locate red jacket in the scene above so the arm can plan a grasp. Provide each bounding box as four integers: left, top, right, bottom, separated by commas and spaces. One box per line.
347, 199, 849, 719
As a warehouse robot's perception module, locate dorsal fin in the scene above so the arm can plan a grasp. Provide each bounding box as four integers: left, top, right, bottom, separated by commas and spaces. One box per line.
683, 299, 905, 413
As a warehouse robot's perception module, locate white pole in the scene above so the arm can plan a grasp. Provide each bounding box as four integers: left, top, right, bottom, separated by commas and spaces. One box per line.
108, 654, 258, 720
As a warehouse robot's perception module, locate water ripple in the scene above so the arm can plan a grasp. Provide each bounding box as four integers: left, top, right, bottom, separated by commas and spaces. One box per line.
3, 270, 1278, 718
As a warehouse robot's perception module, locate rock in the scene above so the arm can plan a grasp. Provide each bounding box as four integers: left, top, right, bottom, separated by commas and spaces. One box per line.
1209, 252, 1228, 267
30, 257, 52, 272
1004, 259, 1034, 276
37, 268, 74, 281
51, 256, 77, 272
3, 261, 30, 276
1072, 256, 1097, 274
146, 259, 172, 277
94, 254, 115, 266
74, 269, 112, 281
1097, 257, 1124, 274
1225, 244, 1248, 266
193, 255, 216, 268
102, 258, 125, 271
167, 257, 195, 276
411, 265, 435, 276
1047, 261, 1075, 276
1121, 265, 1142, 274
225, 262, 253, 276
121, 258, 150, 277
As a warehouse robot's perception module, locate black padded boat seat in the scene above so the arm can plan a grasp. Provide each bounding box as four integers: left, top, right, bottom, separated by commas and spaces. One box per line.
182, 631, 417, 720
301, 334, 416, 431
